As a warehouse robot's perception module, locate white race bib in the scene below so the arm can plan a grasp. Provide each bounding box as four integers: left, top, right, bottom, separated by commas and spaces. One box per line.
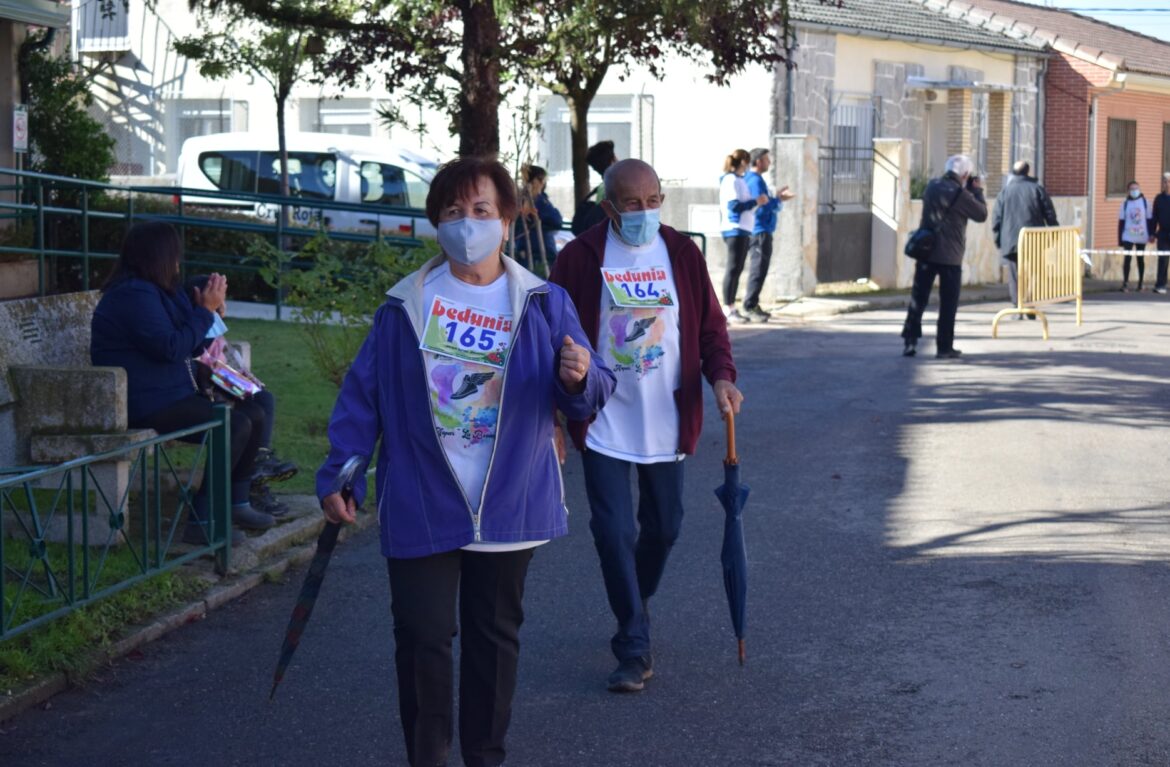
601, 266, 676, 308
420, 295, 513, 368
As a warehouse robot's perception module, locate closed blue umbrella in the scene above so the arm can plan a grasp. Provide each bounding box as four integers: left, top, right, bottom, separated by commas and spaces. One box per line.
713, 413, 749, 665
269, 454, 366, 700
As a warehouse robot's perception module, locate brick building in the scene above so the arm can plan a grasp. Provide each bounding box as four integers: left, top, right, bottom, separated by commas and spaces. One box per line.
933, 0, 1170, 254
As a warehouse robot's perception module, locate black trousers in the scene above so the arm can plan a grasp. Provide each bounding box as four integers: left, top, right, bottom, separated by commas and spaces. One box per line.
722, 233, 750, 306
1157, 240, 1170, 290
387, 548, 534, 767
131, 395, 265, 506
744, 232, 773, 311
901, 261, 962, 353
1123, 241, 1146, 287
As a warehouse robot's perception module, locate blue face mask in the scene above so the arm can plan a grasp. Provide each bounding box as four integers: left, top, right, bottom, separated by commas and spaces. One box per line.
615, 209, 661, 247
437, 217, 504, 266
1130, 189, 1142, 199
205, 313, 228, 339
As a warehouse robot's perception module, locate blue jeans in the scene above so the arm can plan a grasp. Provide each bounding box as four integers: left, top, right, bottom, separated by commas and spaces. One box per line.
582, 449, 685, 661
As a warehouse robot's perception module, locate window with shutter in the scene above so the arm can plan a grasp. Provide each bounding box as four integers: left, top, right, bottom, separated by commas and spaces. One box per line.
1106, 119, 1136, 196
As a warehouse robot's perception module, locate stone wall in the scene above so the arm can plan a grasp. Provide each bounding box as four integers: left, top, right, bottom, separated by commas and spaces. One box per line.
874, 60, 926, 169
1013, 57, 1039, 169
775, 29, 835, 145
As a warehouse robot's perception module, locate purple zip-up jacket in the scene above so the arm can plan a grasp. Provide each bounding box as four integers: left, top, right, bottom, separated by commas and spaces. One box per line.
316, 255, 615, 559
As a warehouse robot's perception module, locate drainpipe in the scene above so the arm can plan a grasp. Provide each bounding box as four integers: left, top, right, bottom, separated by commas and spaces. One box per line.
783, 29, 796, 134
1086, 92, 1098, 248
784, 60, 794, 134
1035, 57, 1047, 182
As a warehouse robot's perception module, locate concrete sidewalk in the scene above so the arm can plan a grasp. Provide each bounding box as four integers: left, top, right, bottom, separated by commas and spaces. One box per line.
228, 279, 1122, 324
768, 277, 1118, 322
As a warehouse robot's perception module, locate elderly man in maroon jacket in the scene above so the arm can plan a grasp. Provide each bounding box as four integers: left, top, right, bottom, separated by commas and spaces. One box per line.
550, 159, 743, 693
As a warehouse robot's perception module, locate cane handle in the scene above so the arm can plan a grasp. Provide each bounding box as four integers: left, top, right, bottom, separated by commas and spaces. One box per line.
725, 410, 738, 465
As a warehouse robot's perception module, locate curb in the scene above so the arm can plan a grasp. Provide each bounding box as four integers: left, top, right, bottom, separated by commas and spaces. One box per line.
0, 502, 376, 725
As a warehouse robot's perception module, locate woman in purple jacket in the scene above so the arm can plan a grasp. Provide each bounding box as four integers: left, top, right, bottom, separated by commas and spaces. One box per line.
317, 157, 614, 767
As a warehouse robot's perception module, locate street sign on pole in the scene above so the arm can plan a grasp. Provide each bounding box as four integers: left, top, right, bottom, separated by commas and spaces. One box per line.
13, 104, 28, 153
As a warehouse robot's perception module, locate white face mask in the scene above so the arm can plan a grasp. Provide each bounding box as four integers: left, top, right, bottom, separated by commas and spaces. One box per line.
437, 218, 504, 266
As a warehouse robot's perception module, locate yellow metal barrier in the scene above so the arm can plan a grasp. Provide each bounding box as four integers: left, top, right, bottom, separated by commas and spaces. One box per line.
992, 225, 1083, 340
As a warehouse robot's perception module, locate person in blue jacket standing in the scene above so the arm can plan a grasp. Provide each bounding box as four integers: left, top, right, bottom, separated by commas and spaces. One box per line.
317, 157, 614, 767
741, 147, 793, 323
719, 149, 766, 323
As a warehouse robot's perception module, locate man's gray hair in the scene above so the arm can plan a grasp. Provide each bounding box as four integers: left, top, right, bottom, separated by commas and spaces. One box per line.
945, 154, 975, 178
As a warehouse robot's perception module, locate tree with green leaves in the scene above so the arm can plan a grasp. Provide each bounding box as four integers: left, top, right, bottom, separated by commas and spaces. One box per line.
188, 1, 802, 201
18, 37, 116, 184
509, 1, 797, 202
173, 9, 317, 201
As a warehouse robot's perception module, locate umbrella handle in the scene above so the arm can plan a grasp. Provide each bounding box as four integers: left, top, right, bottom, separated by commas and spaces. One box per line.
725, 410, 738, 465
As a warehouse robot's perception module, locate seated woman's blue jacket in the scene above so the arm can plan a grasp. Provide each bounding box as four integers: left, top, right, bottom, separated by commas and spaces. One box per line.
90, 277, 215, 425
316, 255, 615, 559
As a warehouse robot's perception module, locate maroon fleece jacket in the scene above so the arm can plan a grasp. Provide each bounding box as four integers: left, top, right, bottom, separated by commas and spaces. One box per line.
549, 221, 737, 455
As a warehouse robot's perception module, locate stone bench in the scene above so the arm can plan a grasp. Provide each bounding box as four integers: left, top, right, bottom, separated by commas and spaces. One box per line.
0, 291, 248, 543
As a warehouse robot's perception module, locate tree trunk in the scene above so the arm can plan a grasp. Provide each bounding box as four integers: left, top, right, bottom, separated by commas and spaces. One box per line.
276, 91, 291, 227
568, 93, 592, 204
457, 0, 501, 157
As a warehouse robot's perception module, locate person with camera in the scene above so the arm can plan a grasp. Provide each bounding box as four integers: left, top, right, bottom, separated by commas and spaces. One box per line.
901, 154, 987, 359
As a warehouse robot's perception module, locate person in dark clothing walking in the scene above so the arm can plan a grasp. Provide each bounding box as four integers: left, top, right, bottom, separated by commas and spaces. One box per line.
1151, 173, 1170, 294
901, 155, 987, 359
992, 160, 1058, 315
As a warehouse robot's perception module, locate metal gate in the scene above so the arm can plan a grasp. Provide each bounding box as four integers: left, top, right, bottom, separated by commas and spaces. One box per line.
817, 96, 877, 283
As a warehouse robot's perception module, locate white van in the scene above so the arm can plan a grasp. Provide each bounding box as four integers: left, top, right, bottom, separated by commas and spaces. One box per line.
175, 132, 439, 237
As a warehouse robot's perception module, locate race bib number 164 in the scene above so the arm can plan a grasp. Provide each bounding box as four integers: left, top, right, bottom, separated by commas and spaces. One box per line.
601, 266, 675, 308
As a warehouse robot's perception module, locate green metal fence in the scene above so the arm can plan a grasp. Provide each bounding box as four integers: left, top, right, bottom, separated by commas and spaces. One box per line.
0, 167, 427, 319
0, 168, 707, 317
0, 406, 231, 641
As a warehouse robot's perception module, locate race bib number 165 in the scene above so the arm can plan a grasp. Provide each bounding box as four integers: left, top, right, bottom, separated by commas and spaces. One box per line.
420, 295, 513, 368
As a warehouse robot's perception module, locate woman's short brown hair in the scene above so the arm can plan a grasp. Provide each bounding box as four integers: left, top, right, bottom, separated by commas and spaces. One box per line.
425, 157, 518, 226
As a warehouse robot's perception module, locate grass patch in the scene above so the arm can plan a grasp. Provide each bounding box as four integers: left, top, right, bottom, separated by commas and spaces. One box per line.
1, 541, 203, 690
228, 318, 348, 495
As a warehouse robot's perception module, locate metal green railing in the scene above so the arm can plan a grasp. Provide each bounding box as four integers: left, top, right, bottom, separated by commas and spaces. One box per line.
0, 167, 427, 319
0, 166, 709, 314
0, 405, 231, 642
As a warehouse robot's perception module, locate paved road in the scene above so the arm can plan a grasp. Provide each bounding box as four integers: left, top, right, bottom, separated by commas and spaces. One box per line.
5, 294, 1170, 766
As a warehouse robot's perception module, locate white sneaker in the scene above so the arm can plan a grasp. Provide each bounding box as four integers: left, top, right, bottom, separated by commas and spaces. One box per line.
723, 304, 736, 317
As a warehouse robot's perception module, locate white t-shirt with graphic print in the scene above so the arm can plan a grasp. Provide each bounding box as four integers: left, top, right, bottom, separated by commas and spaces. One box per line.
585, 226, 682, 464
420, 262, 545, 552
1121, 197, 1152, 244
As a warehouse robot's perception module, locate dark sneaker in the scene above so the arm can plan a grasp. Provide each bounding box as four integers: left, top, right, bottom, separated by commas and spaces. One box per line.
607, 656, 654, 693
252, 448, 298, 485
250, 484, 290, 517
745, 307, 772, 323
1121, 283, 1131, 293
231, 504, 276, 530
182, 522, 246, 546
935, 349, 963, 360
902, 342, 916, 357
